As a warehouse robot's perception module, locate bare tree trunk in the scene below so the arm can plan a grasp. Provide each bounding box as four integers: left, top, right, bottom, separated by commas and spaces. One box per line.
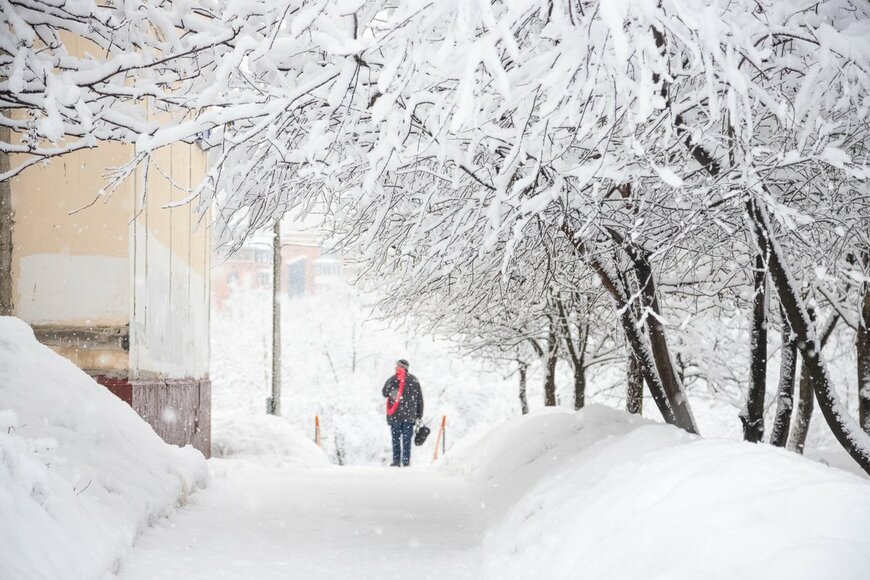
746, 197, 870, 475
334, 432, 345, 466
573, 364, 586, 410
555, 297, 588, 410
859, 258, 870, 434
741, 245, 768, 443
625, 271, 645, 416
788, 364, 812, 454
629, 246, 699, 433
544, 316, 558, 407
770, 306, 797, 447
626, 347, 644, 415
561, 223, 695, 432
788, 312, 838, 454
270, 220, 282, 415
518, 361, 530, 415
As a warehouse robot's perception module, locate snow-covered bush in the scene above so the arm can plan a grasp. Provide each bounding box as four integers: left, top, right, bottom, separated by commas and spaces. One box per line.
0, 317, 207, 580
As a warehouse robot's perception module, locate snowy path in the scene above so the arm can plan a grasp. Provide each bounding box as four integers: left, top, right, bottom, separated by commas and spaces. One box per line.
118, 462, 484, 580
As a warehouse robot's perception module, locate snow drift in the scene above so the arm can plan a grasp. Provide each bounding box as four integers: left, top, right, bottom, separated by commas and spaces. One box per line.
442, 406, 870, 579
212, 413, 331, 469
0, 317, 207, 580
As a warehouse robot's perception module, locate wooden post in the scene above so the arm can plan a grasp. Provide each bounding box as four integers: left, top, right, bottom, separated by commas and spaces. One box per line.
432, 415, 447, 461
315, 415, 321, 447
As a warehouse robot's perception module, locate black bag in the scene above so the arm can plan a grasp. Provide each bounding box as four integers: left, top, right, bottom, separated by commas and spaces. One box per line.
414, 424, 431, 446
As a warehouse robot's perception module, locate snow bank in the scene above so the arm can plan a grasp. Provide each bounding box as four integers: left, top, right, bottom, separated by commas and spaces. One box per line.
805, 445, 869, 479
212, 413, 331, 469
443, 405, 870, 579
440, 406, 650, 522
0, 317, 207, 580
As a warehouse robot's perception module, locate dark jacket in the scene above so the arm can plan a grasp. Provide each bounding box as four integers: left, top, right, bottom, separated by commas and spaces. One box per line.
382, 373, 424, 425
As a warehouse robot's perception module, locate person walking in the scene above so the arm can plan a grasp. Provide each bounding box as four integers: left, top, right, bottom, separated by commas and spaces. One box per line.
382, 359, 424, 467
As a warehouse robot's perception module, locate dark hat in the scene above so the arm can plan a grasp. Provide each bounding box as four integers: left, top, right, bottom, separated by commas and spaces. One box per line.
396, 359, 409, 369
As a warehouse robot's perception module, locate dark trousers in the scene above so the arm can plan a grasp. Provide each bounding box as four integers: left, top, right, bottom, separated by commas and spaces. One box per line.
390, 421, 414, 466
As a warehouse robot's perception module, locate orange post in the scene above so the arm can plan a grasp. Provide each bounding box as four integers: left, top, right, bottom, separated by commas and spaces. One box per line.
432, 415, 447, 461
315, 415, 321, 447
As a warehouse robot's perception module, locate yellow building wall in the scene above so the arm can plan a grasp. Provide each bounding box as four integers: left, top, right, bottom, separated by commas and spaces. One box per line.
10, 143, 135, 328
10, 134, 211, 378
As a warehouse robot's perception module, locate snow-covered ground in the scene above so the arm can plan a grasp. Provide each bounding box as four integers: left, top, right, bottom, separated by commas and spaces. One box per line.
0, 317, 207, 580
116, 405, 870, 580
118, 464, 483, 580
211, 413, 332, 468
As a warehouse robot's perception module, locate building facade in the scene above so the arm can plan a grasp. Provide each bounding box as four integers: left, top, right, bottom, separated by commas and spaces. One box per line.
1, 137, 213, 456
212, 228, 346, 310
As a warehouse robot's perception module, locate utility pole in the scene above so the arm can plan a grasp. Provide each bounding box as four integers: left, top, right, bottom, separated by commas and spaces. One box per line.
270, 220, 282, 415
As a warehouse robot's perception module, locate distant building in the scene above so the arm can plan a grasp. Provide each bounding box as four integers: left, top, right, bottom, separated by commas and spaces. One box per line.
313, 256, 345, 291
211, 243, 274, 309
281, 230, 325, 297
212, 228, 347, 310
0, 138, 213, 457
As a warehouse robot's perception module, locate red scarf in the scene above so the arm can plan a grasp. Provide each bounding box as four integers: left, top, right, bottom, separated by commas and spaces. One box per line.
386, 368, 406, 416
